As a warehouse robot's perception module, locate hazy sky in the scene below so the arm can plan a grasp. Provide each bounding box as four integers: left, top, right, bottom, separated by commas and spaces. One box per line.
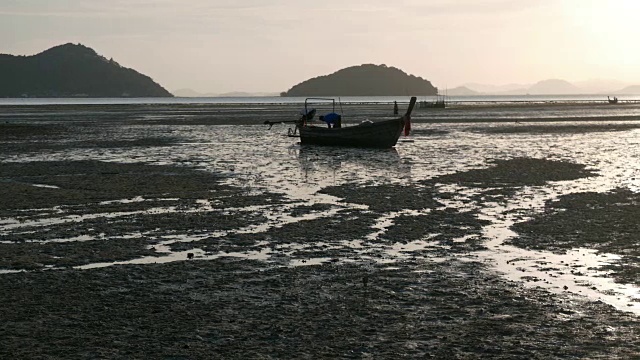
2, 0, 640, 93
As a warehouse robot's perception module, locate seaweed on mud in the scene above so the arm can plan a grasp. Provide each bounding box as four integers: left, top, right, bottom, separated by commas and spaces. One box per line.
0, 123, 68, 154
0, 118, 186, 155
427, 157, 597, 190
1, 210, 267, 243
68, 137, 181, 149
61, 199, 200, 216
0, 160, 234, 215
0, 259, 638, 359
381, 209, 490, 253
0, 159, 288, 270
2, 138, 182, 154
263, 210, 379, 246
168, 210, 380, 257
0, 123, 69, 138
211, 192, 291, 209
319, 183, 442, 212
288, 203, 336, 217
3, 138, 184, 154
0, 237, 159, 270
510, 188, 640, 286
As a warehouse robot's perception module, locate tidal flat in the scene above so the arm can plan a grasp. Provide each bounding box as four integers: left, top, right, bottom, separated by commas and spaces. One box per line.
1, 102, 640, 358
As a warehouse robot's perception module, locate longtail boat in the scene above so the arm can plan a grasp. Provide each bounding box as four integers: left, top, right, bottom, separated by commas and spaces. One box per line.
265, 96, 416, 148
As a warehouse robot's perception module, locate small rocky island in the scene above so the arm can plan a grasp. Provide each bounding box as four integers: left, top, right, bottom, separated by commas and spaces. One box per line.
281, 64, 438, 97
0, 43, 172, 97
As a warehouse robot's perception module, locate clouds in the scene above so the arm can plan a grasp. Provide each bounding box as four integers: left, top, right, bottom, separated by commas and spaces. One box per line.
1, 0, 546, 47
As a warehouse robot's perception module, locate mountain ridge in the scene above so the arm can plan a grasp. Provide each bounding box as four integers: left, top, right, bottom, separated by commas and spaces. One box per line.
281, 64, 438, 97
613, 85, 640, 95
0, 43, 172, 97
462, 79, 639, 95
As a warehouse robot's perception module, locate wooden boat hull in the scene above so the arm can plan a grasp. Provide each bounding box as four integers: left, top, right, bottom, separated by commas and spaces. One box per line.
298, 117, 406, 148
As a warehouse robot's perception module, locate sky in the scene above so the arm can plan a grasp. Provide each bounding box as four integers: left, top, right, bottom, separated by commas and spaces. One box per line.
2, 0, 640, 94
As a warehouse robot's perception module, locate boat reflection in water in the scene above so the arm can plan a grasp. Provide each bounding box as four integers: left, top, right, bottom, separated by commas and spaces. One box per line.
292, 145, 411, 185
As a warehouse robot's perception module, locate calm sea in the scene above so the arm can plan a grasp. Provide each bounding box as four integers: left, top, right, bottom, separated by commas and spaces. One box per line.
1, 94, 639, 106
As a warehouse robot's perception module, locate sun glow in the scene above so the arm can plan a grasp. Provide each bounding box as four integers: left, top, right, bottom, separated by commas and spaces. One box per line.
567, 1, 640, 63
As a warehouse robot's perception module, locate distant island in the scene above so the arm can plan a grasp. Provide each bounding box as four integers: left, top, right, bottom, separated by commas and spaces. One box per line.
446, 86, 481, 96
172, 89, 279, 97
526, 79, 580, 95
0, 43, 172, 97
614, 85, 640, 95
280, 64, 438, 97
460, 79, 640, 95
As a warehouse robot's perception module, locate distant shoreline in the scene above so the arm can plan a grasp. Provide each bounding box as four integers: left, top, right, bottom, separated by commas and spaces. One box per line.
3, 101, 640, 126
2, 94, 640, 107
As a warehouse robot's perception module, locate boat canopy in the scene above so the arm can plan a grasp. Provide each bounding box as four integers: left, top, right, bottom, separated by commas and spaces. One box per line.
320, 112, 341, 124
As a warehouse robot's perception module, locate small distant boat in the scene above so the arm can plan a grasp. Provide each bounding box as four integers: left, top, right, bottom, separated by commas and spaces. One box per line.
265, 97, 417, 148
608, 96, 619, 104
419, 94, 446, 109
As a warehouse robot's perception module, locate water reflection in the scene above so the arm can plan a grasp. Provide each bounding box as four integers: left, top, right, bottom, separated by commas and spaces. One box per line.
294, 145, 409, 182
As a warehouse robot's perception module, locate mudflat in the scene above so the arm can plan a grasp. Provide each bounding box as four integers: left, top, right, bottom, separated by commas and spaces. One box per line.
1, 102, 639, 359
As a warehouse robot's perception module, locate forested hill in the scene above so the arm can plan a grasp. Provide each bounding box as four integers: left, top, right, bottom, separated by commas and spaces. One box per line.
0, 43, 172, 97
281, 64, 438, 96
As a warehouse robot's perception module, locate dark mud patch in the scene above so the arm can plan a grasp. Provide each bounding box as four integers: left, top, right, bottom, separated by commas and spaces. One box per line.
1, 136, 181, 154
0, 123, 72, 154
0, 160, 238, 216
213, 192, 291, 209
288, 202, 336, 217
0, 159, 288, 270
1, 259, 638, 359
0, 237, 159, 270
427, 157, 597, 199
319, 183, 442, 212
382, 209, 490, 253
63, 137, 181, 149
61, 198, 199, 216
0, 117, 185, 155
1, 206, 269, 270
468, 123, 640, 134
0, 103, 308, 126
0, 123, 68, 138
1, 210, 266, 243
169, 210, 379, 258
510, 188, 640, 286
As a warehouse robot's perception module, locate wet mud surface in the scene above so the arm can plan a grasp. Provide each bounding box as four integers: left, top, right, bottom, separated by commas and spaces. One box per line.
429, 157, 598, 189
468, 123, 640, 134
320, 183, 442, 212
2, 260, 639, 359
1, 103, 640, 358
423, 157, 599, 203
0, 161, 233, 213
511, 188, 640, 287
